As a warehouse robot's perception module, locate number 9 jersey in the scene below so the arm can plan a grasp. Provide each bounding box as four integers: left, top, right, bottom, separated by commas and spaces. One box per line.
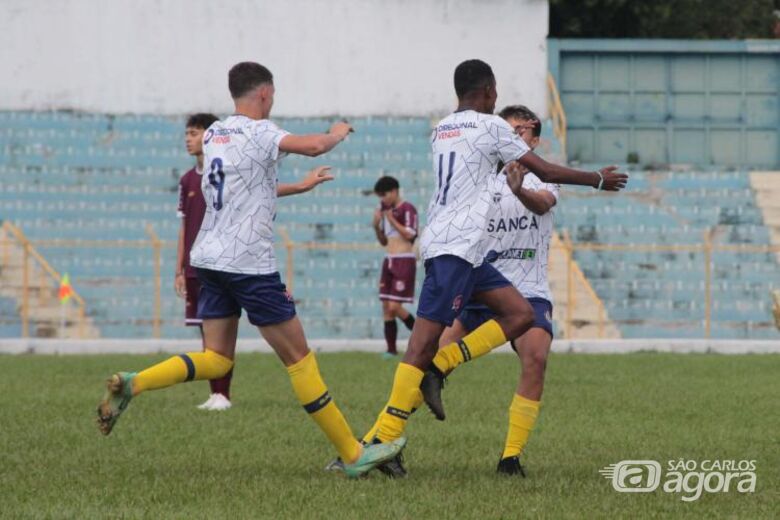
190, 115, 290, 275
420, 110, 530, 266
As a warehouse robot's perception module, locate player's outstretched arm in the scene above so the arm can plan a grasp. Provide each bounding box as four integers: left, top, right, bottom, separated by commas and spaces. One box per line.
277, 166, 335, 197
517, 151, 628, 191
505, 164, 557, 215
279, 122, 353, 157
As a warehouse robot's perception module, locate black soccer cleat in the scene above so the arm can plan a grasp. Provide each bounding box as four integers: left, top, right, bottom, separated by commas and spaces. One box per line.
496, 456, 526, 477
376, 452, 408, 479
420, 368, 446, 421
370, 438, 408, 478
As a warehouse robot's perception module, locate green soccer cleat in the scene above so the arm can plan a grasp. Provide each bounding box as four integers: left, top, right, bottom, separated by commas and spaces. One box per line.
96, 371, 136, 435
342, 437, 407, 479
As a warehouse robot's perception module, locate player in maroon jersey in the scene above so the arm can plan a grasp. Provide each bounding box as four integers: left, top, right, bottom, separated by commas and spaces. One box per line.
372, 176, 418, 358
175, 113, 336, 410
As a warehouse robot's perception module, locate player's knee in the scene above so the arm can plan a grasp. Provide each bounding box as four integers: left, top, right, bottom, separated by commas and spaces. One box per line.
524, 347, 548, 375
507, 301, 534, 339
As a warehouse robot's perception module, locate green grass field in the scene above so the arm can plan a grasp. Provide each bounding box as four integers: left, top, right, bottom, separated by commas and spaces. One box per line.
1, 352, 778, 519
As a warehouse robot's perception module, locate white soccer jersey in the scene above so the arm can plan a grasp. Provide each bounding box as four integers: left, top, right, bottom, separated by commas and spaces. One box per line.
483, 171, 559, 302
419, 110, 530, 266
189, 115, 289, 275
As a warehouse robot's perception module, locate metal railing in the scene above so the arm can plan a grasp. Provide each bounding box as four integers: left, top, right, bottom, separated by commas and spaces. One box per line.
546, 72, 568, 158
0, 221, 89, 337
1, 223, 779, 339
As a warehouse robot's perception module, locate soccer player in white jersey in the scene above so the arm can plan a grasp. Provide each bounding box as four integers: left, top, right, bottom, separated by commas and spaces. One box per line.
436, 105, 558, 476
363, 60, 626, 470
97, 62, 405, 478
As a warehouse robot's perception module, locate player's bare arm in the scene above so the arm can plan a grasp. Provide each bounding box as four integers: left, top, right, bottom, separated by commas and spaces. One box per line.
383, 210, 416, 242
373, 210, 388, 246
505, 164, 557, 215
279, 122, 353, 157
277, 166, 335, 197
516, 152, 628, 191
174, 222, 186, 298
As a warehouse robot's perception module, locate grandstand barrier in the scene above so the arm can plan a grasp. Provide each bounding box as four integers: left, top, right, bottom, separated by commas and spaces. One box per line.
0, 221, 92, 338
0, 338, 778, 355
2, 224, 779, 340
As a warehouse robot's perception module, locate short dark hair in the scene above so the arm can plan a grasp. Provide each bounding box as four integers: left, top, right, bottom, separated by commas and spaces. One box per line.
454, 59, 495, 98
228, 62, 273, 99
186, 113, 219, 130
374, 176, 400, 194
498, 105, 542, 137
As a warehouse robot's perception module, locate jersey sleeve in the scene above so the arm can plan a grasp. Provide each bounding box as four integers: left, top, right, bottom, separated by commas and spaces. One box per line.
251, 120, 290, 162
522, 173, 560, 202
176, 176, 186, 218
403, 203, 418, 237
492, 116, 530, 165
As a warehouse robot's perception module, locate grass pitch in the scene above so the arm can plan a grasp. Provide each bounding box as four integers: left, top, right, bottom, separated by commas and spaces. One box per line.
1, 352, 778, 519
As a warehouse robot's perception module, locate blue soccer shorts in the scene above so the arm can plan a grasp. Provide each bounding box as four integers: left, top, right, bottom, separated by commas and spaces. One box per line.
416, 255, 512, 326
458, 297, 554, 344
195, 268, 296, 327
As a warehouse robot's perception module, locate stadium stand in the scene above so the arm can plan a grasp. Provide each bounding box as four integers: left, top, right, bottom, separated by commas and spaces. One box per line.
0, 111, 777, 339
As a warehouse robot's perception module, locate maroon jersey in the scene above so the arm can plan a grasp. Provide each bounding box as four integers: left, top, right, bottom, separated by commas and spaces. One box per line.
177, 167, 206, 278
381, 201, 418, 242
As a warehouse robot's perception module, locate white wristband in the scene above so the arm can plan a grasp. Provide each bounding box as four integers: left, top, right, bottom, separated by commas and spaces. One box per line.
594, 170, 604, 190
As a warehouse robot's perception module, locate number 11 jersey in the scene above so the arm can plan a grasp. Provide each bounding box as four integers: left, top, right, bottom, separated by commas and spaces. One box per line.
420, 110, 530, 266
190, 115, 289, 275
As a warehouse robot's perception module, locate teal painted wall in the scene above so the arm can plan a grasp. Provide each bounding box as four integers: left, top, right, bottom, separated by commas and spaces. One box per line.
548, 39, 780, 167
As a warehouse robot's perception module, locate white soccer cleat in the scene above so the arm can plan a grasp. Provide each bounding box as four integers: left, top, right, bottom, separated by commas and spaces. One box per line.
207, 393, 232, 411
197, 394, 218, 410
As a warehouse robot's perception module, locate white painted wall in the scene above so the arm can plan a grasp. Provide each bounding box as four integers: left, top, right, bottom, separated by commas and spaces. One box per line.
0, 0, 549, 117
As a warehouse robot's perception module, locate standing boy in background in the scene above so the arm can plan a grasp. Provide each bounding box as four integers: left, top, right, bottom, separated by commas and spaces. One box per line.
175, 113, 232, 411
372, 176, 418, 358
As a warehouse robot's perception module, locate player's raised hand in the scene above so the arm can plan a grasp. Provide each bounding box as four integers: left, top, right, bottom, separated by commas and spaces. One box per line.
329, 121, 353, 139
505, 161, 528, 193
596, 166, 628, 191
301, 166, 335, 192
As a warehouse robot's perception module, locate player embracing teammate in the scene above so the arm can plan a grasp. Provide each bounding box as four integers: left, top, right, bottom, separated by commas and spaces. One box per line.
363, 59, 627, 475
436, 105, 560, 475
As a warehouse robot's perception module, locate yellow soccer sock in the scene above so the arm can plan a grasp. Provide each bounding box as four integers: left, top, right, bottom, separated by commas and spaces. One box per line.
502, 393, 541, 459
432, 319, 507, 375
287, 352, 361, 464
132, 349, 233, 395
375, 363, 424, 443
362, 390, 422, 444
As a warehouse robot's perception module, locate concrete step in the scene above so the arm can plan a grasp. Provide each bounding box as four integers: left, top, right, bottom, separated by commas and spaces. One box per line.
548, 233, 621, 339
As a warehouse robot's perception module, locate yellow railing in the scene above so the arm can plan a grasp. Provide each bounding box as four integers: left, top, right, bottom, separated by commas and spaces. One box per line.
3, 223, 779, 339
0, 221, 89, 337
546, 72, 568, 158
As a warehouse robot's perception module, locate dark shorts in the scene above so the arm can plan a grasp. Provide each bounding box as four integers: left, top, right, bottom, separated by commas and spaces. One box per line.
195, 268, 296, 327
417, 255, 512, 326
458, 297, 554, 344
379, 255, 416, 303
185, 277, 202, 326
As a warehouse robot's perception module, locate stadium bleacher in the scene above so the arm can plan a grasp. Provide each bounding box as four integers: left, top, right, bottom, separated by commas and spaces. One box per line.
0, 111, 777, 339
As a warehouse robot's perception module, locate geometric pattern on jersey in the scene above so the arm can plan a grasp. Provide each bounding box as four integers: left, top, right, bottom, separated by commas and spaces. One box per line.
190, 115, 289, 275
483, 171, 559, 303
420, 110, 530, 266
